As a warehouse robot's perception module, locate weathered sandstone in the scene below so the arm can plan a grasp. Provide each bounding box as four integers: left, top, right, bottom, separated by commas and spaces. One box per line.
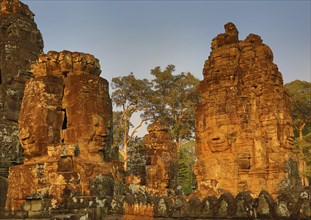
194, 22, 300, 198
5, 51, 123, 211
0, 0, 43, 211
144, 122, 178, 193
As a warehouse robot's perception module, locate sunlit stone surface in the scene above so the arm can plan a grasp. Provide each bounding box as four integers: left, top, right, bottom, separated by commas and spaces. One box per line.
194, 22, 300, 198
6, 51, 123, 211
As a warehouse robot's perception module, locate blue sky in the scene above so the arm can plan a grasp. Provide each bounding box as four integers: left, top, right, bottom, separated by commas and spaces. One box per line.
24, 0, 310, 84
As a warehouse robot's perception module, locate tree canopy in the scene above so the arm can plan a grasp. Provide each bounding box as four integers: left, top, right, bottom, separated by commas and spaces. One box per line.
285, 80, 311, 185
111, 73, 152, 169
111, 65, 200, 170
285, 80, 311, 140
149, 65, 200, 147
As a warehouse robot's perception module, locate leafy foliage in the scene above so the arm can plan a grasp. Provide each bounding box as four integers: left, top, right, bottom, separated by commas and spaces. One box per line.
149, 65, 200, 147
178, 140, 197, 195
285, 80, 311, 185
111, 66, 200, 169
111, 73, 152, 169
285, 80, 311, 139
127, 137, 148, 185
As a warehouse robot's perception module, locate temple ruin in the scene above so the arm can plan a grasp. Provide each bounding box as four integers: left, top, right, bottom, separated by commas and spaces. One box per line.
144, 121, 178, 192
194, 22, 300, 198
0, 0, 43, 211
0, 0, 310, 219
5, 51, 124, 212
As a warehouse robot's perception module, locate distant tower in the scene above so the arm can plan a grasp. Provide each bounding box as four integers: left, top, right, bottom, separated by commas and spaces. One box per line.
0, 0, 43, 177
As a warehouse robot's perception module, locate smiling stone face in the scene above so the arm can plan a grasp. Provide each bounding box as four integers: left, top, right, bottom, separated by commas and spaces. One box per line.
194, 23, 300, 198
7, 50, 121, 212
18, 76, 63, 161
61, 74, 112, 162
18, 51, 112, 163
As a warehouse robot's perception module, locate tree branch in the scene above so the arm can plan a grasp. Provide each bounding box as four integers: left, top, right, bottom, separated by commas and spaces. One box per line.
126, 117, 153, 145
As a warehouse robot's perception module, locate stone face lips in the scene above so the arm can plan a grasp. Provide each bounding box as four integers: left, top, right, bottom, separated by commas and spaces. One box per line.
6, 51, 120, 211
194, 22, 300, 198
144, 121, 178, 192
0, 0, 43, 174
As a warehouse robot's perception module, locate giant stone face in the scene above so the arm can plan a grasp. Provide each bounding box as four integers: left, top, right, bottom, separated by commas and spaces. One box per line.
194, 23, 299, 198
18, 51, 112, 163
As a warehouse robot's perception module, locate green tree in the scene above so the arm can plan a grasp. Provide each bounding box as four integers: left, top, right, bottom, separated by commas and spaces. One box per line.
285, 80, 311, 185
111, 73, 152, 170
127, 137, 148, 185
285, 80, 311, 140
178, 140, 197, 195
111, 66, 200, 170
149, 65, 200, 148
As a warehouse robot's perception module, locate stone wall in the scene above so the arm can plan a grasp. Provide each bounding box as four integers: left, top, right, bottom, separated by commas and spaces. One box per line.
0, 176, 8, 211
2, 187, 311, 219
194, 22, 300, 198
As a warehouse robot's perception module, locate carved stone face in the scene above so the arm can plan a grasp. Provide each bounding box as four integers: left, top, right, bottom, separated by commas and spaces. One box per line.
61, 74, 112, 161
280, 118, 294, 149
19, 51, 112, 162
86, 115, 110, 153
19, 77, 63, 160
202, 116, 238, 153
19, 127, 36, 157
208, 130, 228, 153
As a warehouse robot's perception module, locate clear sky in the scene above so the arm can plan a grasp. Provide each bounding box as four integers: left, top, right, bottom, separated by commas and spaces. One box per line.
24, 0, 310, 85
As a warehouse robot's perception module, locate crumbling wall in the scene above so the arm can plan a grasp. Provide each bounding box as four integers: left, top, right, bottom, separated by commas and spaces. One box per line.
2, 187, 311, 219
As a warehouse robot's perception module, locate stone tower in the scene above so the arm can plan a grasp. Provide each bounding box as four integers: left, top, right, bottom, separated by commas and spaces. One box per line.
0, 0, 44, 177
0, 0, 43, 212
194, 22, 300, 198
6, 51, 123, 212
144, 121, 178, 193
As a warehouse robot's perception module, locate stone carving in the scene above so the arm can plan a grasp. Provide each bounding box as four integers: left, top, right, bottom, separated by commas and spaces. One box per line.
5, 51, 123, 211
0, 0, 43, 177
143, 122, 178, 192
194, 22, 300, 198
3, 187, 311, 219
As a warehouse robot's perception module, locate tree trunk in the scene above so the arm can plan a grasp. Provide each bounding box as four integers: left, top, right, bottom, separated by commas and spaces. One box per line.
299, 122, 308, 186
123, 119, 129, 171
299, 122, 306, 141
123, 142, 128, 171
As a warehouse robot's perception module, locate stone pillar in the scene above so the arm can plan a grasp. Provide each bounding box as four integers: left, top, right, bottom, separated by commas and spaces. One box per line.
194, 22, 300, 198
0, 0, 43, 176
6, 51, 123, 211
144, 122, 178, 193
0, 0, 43, 212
